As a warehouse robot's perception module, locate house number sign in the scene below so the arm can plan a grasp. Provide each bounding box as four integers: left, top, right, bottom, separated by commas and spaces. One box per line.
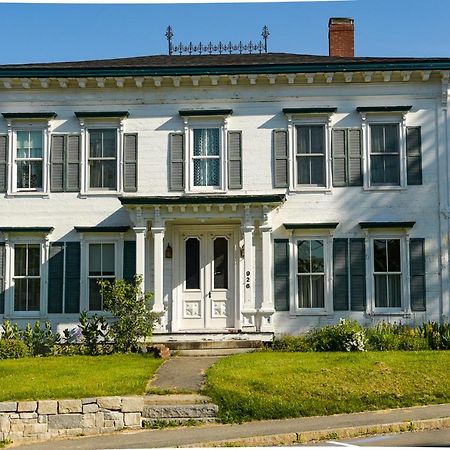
245, 271, 251, 289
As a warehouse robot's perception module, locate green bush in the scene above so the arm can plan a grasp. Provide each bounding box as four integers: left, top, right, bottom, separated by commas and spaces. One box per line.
271, 334, 312, 352
0, 339, 30, 359
366, 322, 430, 351
22, 321, 61, 356
419, 321, 450, 350
78, 311, 110, 356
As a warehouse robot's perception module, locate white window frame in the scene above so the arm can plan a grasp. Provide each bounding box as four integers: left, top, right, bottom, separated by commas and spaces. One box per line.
183, 117, 227, 193
286, 114, 333, 192
6, 120, 51, 196
365, 231, 411, 315
361, 113, 407, 191
78, 118, 124, 196
289, 232, 333, 316
80, 234, 123, 313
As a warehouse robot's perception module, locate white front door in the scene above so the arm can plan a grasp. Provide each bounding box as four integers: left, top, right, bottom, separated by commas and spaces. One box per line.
174, 226, 236, 331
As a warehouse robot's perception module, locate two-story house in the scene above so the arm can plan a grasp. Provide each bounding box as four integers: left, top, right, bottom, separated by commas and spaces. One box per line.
0, 18, 449, 340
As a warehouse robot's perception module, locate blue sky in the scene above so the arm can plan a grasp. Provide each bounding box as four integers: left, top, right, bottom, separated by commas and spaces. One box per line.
1, 0, 449, 64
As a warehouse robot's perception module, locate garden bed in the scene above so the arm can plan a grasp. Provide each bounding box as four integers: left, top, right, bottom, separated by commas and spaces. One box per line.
0, 354, 162, 401
204, 351, 450, 423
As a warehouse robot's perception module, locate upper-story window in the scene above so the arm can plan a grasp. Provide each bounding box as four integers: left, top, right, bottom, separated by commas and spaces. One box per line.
88, 129, 117, 190
192, 128, 221, 187
369, 124, 400, 186
16, 131, 43, 191
296, 125, 326, 187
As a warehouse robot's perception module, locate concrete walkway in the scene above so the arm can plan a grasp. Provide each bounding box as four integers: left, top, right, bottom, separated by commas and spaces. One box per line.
147, 356, 221, 392
14, 403, 450, 449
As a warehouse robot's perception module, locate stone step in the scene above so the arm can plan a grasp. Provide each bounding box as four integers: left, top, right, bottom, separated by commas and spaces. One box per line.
176, 347, 258, 356
142, 417, 217, 427
142, 403, 218, 419
162, 340, 263, 350
144, 394, 212, 405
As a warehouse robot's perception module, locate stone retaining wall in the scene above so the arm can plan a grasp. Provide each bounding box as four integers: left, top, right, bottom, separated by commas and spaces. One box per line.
0, 396, 144, 443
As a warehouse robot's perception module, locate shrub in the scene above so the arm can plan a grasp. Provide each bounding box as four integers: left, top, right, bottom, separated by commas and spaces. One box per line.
418, 321, 450, 350
272, 335, 312, 352
21, 321, 61, 356
366, 322, 430, 351
0, 339, 30, 359
78, 311, 110, 356
100, 275, 157, 353
1, 321, 20, 340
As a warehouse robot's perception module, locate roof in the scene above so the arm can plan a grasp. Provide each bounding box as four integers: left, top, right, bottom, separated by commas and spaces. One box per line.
1, 53, 450, 78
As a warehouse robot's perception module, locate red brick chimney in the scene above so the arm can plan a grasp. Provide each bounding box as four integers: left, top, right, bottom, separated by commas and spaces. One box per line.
328, 18, 354, 57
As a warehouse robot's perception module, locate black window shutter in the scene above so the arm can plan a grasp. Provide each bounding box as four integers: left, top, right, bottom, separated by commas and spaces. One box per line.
273, 130, 289, 188
332, 130, 347, 187
0, 243, 5, 314
228, 131, 242, 189
123, 133, 138, 192
410, 238, 426, 311
0, 135, 8, 193
350, 238, 366, 311
406, 127, 422, 185
274, 239, 290, 311
169, 133, 184, 191
333, 239, 349, 310
348, 129, 363, 186
50, 135, 65, 192
123, 241, 136, 283
65, 242, 81, 313
66, 135, 81, 192
48, 243, 64, 313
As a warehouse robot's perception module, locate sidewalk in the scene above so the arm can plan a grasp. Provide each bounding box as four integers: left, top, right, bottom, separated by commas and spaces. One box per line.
15, 403, 450, 449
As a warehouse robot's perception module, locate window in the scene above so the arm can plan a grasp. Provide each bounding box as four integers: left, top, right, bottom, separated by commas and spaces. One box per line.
296, 239, 325, 308
192, 128, 221, 188
296, 126, 326, 186
88, 129, 117, 190
369, 124, 400, 186
373, 239, 402, 308
16, 131, 43, 190
13, 244, 40, 312
88, 243, 115, 310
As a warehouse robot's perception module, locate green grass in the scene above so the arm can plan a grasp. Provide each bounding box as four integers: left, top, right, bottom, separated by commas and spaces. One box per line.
204, 351, 450, 422
0, 354, 162, 401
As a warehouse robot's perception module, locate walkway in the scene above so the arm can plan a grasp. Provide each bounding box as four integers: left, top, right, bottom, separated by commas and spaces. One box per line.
16, 403, 450, 449
147, 356, 221, 392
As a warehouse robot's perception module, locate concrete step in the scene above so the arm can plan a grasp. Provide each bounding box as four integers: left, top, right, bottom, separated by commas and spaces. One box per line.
142, 417, 217, 427
143, 403, 218, 419
161, 340, 264, 350
144, 394, 212, 405
177, 347, 258, 356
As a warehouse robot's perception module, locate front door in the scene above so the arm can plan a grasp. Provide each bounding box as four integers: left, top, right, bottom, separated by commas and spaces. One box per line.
175, 226, 236, 331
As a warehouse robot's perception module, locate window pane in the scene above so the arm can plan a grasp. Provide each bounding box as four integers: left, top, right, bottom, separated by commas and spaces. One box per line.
388, 274, 401, 307
102, 160, 117, 189
28, 245, 40, 276
14, 278, 27, 311
17, 161, 42, 189
371, 126, 384, 153
89, 278, 102, 310
370, 155, 385, 184
16, 131, 29, 158
102, 244, 115, 276
14, 245, 27, 276
374, 274, 388, 307
89, 244, 102, 276
385, 125, 399, 153
194, 159, 220, 187
310, 126, 324, 153
310, 156, 325, 186
89, 130, 103, 157
297, 127, 310, 154
384, 155, 400, 185
310, 240, 324, 273
29, 131, 43, 158
213, 238, 228, 289
387, 239, 401, 272
298, 275, 310, 308
297, 240, 310, 273
297, 157, 311, 184
374, 240, 387, 272
89, 161, 116, 189
102, 130, 116, 157
193, 129, 220, 157
28, 278, 40, 311
186, 238, 200, 290
89, 161, 103, 188
311, 275, 325, 307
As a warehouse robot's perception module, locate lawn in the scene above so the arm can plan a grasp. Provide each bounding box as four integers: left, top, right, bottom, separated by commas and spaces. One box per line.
204, 351, 450, 423
0, 354, 162, 401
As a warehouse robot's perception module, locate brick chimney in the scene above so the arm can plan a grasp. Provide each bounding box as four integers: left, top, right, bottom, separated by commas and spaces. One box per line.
328, 18, 354, 57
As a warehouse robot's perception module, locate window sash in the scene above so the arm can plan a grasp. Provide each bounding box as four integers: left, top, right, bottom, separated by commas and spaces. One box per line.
88, 129, 117, 190
88, 243, 115, 310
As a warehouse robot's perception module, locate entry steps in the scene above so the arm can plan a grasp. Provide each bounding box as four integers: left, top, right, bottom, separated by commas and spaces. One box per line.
142, 394, 218, 426
156, 339, 265, 356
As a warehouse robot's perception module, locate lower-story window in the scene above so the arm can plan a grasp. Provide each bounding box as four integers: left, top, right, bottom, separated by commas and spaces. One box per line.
88, 243, 115, 311
13, 244, 40, 312
373, 238, 402, 308
296, 239, 325, 308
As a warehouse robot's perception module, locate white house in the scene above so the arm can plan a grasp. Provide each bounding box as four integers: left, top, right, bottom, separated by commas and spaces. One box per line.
0, 18, 449, 340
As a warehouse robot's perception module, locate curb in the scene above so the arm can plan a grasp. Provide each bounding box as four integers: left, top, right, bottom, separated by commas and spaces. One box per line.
185, 416, 450, 447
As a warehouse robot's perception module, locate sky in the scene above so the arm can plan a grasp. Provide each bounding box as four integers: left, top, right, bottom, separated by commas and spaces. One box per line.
0, 0, 449, 65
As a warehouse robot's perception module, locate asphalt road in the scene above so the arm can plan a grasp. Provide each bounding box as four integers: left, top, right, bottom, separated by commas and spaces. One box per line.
322, 428, 450, 446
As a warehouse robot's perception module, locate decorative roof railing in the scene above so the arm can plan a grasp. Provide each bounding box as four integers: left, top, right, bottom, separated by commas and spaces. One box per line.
165, 26, 269, 56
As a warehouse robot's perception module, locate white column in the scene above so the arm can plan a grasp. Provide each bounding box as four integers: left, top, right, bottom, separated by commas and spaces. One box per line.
241, 216, 256, 330
151, 225, 165, 317
259, 222, 274, 332
133, 227, 146, 289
